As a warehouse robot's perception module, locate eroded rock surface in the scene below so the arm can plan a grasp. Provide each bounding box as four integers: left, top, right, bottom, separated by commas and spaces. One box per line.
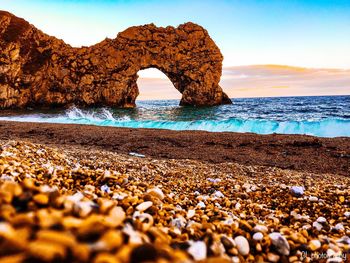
0, 11, 231, 109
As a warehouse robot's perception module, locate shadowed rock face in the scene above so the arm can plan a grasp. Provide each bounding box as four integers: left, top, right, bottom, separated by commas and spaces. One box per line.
0, 11, 232, 109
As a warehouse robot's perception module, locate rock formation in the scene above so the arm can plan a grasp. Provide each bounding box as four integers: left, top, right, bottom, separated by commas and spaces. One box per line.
0, 11, 231, 109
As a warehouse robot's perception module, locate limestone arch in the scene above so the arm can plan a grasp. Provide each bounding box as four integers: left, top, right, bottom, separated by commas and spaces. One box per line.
0, 11, 232, 109
136, 68, 181, 101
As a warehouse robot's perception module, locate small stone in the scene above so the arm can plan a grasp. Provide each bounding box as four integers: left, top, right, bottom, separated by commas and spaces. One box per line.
316, 216, 327, 224
36, 230, 76, 247
0, 222, 16, 240
187, 209, 196, 219
101, 185, 111, 194
33, 193, 49, 205
252, 232, 264, 241
147, 187, 165, 200
220, 236, 235, 249
269, 232, 290, 256
234, 236, 250, 256
188, 241, 207, 261
313, 221, 323, 231
267, 252, 280, 262
136, 201, 153, 212
309, 239, 321, 251
309, 196, 318, 202
290, 186, 304, 197
213, 191, 224, 198
28, 241, 66, 261
344, 211, 350, 218
107, 206, 126, 227
333, 223, 344, 232
253, 224, 268, 233
129, 152, 145, 158
197, 201, 206, 209
235, 202, 241, 210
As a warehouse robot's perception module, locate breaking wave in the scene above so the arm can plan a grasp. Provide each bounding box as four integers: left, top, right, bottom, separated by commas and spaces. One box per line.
0, 103, 349, 137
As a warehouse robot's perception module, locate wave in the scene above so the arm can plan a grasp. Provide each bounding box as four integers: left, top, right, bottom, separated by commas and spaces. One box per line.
0, 107, 349, 137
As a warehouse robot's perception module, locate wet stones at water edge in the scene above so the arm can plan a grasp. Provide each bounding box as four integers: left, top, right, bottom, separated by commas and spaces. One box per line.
0, 10, 232, 109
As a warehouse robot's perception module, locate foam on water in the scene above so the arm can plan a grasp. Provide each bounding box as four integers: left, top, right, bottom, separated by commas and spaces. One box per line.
0, 96, 349, 137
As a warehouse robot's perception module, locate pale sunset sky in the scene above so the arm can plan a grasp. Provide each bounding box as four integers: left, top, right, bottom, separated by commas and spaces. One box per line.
1, 0, 349, 99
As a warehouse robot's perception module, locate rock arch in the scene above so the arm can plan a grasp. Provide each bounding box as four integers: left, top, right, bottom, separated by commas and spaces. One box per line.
0, 11, 232, 109
136, 68, 181, 101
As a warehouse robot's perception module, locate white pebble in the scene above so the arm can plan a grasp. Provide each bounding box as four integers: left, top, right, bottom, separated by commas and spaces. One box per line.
197, 201, 206, 209
188, 241, 207, 261
187, 209, 196, 219
252, 232, 264, 241
290, 186, 304, 196
234, 236, 250, 256
267, 252, 280, 262
313, 221, 323, 231
136, 201, 153, 212
316, 216, 327, 224
147, 187, 165, 200
235, 202, 241, 210
213, 191, 224, 198
333, 223, 344, 232
309, 196, 319, 202
269, 232, 290, 256
253, 224, 268, 233
344, 211, 350, 218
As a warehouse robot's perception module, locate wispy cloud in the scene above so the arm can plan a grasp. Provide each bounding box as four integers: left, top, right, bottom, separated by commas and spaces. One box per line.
137, 65, 350, 100
220, 65, 350, 98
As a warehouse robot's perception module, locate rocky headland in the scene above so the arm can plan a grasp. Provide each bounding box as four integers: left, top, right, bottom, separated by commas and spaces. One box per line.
0, 11, 231, 109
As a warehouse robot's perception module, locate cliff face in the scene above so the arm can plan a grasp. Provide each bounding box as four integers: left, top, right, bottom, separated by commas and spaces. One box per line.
0, 11, 232, 109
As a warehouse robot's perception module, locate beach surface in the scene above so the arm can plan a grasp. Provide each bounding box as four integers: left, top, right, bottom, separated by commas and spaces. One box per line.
0, 120, 349, 175
1, 121, 350, 262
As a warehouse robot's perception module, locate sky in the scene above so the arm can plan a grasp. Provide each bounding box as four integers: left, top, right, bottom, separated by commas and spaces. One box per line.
1, 0, 350, 98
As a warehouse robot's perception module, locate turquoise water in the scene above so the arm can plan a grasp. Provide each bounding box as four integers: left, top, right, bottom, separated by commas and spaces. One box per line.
0, 96, 349, 137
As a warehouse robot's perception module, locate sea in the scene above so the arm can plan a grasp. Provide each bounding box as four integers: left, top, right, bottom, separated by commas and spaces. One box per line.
0, 95, 349, 138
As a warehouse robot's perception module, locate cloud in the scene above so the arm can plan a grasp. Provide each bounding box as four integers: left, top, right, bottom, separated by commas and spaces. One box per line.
220, 65, 350, 98
136, 65, 350, 100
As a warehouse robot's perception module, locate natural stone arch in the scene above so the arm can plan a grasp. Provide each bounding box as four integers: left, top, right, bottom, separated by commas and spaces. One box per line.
136, 68, 181, 101
0, 11, 232, 109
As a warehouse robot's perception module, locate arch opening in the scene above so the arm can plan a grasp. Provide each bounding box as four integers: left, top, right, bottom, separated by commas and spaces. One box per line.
136, 68, 182, 104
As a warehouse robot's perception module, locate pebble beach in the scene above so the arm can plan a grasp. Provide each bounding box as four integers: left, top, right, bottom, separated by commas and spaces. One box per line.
1, 139, 349, 262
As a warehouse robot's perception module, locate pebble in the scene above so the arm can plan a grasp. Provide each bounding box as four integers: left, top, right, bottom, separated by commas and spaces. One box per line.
344, 211, 350, 218
197, 201, 206, 209
187, 209, 196, 219
234, 236, 250, 256
313, 221, 323, 231
147, 187, 165, 200
317, 216, 327, 224
309, 239, 321, 251
252, 232, 264, 241
309, 196, 319, 202
213, 190, 224, 198
188, 241, 207, 261
290, 186, 304, 197
333, 223, 344, 232
253, 224, 268, 233
129, 152, 145, 158
269, 232, 290, 256
136, 201, 153, 212
267, 252, 280, 262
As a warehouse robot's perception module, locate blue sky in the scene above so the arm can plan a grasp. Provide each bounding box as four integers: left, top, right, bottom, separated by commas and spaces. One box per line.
1, 0, 350, 69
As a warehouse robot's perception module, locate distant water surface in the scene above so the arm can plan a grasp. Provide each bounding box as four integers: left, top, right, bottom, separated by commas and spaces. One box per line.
0, 95, 349, 137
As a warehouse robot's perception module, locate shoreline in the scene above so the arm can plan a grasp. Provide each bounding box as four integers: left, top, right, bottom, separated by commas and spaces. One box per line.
0, 120, 349, 175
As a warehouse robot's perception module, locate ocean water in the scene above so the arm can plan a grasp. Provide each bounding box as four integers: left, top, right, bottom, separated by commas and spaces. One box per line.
0, 95, 349, 137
